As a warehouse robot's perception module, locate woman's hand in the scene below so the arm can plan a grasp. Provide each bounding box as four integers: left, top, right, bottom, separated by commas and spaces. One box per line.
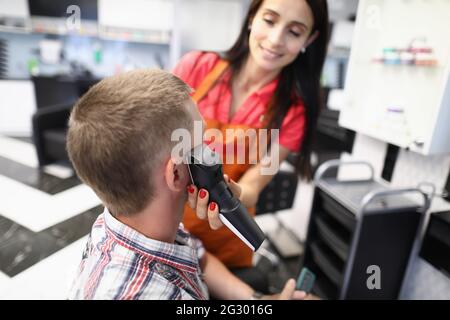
187, 174, 241, 230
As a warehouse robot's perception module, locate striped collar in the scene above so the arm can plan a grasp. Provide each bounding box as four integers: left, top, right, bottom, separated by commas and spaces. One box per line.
103, 208, 200, 274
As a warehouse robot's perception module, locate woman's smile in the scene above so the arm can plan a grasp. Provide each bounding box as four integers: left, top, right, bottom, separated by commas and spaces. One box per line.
259, 44, 283, 60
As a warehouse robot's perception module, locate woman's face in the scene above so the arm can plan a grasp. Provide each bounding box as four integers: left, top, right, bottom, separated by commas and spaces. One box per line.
248, 0, 315, 73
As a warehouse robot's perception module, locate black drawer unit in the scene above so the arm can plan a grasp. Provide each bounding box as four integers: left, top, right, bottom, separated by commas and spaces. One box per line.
419, 211, 450, 278
300, 160, 430, 299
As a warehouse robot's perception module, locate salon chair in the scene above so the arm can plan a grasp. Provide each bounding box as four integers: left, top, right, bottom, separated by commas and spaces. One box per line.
31, 75, 100, 166
32, 102, 73, 166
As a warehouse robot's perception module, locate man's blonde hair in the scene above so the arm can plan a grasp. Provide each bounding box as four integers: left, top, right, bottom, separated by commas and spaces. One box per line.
67, 69, 192, 216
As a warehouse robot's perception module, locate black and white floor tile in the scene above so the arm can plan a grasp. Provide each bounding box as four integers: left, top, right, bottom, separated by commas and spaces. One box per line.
0, 135, 102, 299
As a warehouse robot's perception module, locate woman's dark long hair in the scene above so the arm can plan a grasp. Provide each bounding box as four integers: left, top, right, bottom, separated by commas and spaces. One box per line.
224, 0, 329, 180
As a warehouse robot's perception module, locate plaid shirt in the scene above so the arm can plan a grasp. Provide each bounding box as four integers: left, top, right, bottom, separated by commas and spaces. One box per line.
68, 208, 209, 300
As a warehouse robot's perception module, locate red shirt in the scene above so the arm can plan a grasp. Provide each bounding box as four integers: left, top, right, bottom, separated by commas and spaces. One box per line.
172, 51, 305, 153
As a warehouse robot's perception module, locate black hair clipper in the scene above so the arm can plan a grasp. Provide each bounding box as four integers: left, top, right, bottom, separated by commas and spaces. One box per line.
186, 143, 266, 251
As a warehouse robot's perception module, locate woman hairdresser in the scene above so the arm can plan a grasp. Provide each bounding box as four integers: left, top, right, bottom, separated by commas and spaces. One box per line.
174, 0, 330, 270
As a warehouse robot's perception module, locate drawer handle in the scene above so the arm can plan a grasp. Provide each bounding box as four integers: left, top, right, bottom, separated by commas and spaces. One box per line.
314, 160, 375, 182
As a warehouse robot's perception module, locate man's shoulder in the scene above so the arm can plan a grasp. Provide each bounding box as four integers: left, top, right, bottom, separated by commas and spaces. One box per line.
74, 263, 194, 300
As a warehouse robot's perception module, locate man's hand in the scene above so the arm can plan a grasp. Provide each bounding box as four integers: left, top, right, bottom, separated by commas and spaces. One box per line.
187, 174, 241, 230
260, 279, 320, 300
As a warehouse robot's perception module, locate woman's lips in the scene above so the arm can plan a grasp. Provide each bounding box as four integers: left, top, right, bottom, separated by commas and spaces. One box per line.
259, 45, 282, 60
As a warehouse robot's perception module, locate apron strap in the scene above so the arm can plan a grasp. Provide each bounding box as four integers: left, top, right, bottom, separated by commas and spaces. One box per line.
192, 59, 229, 103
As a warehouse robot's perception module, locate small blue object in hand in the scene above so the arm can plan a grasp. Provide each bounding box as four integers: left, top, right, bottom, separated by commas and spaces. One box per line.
296, 267, 316, 294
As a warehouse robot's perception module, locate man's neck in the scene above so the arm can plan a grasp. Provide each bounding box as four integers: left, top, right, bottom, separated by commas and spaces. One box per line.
115, 192, 184, 244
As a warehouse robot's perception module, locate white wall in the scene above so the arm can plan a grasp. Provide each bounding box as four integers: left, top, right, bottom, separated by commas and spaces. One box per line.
0, 0, 29, 18
176, 0, 247, 56
0, 80, 36, 136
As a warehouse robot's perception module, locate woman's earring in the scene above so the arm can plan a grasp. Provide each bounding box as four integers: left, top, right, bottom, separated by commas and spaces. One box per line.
301, 47, 306, 53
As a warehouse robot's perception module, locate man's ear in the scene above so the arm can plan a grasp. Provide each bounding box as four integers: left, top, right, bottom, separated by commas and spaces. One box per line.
305, 30, 320, 49
164, 158, 187, 192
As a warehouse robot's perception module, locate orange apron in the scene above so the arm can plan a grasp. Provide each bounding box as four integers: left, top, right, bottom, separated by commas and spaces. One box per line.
182, 60, 265, 268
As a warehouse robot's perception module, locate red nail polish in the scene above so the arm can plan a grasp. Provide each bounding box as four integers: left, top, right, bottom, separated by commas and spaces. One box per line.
209, 202, 216, 211
188, 186, 194, 194
199, 189, 207, 199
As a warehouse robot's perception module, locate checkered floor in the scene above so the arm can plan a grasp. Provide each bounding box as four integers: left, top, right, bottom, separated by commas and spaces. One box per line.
0, 135, 103, 298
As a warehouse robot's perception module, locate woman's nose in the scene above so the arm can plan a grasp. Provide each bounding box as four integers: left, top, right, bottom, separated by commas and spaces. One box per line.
267, 27, 284, 47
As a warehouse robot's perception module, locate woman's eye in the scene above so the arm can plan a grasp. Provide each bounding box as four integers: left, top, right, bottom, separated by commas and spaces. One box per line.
290, 30, 301, 37
263, 19, 274, 26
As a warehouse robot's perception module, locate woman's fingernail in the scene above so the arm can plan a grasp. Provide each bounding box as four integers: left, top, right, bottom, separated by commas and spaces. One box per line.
209, 202, 216, 211
199, 189, 207, 199
188, 186, 194, 194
